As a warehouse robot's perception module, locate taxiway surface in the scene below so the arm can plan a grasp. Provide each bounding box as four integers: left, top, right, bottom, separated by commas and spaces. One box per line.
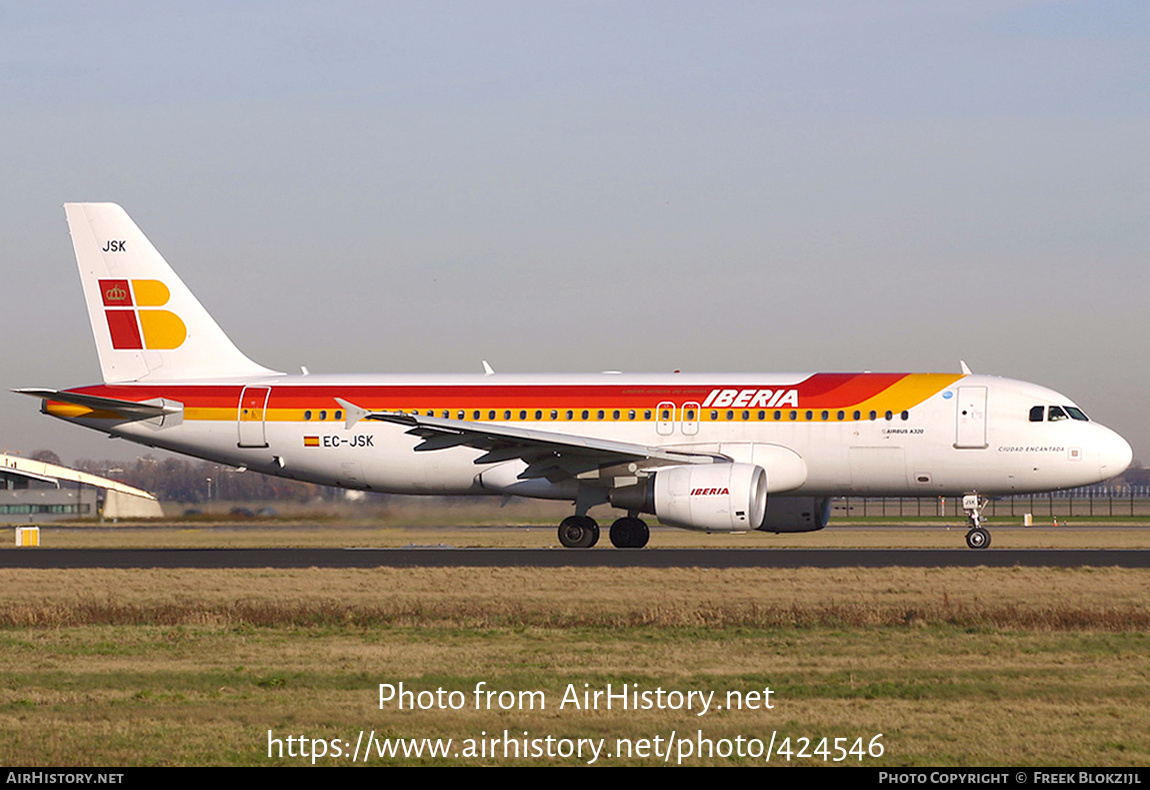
2, 548, 1148, 569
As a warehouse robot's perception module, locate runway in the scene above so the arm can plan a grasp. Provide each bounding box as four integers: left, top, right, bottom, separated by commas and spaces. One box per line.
2, 548, 1149, 569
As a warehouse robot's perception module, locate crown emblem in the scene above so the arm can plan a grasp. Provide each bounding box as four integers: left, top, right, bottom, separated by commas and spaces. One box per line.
104, 284, 127, 301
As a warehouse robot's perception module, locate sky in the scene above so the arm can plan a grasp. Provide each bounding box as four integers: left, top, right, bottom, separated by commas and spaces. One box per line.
1, 1, 1147, 465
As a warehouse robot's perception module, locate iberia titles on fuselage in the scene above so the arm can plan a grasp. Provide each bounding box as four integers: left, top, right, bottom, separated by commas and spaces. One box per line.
19, 203, 1133, 550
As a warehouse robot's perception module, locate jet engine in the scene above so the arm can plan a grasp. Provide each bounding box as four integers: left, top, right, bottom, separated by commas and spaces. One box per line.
609, 462, 767, 532
755, 496, 831, 533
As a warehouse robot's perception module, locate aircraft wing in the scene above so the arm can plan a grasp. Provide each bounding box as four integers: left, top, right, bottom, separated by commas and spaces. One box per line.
336, 398, 720, 481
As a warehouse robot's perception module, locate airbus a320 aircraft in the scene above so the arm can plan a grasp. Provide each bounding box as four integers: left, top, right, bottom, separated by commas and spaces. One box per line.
19, 204, 1133, 549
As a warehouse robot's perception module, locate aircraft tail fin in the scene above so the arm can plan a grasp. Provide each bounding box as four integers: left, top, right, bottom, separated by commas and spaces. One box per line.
64, 203, 281, 383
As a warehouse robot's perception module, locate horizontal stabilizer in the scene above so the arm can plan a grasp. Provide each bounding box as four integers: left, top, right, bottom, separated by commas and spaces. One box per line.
14, 388, 182, 421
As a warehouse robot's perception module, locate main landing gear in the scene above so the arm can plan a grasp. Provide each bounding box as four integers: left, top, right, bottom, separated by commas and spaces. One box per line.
557, 515, 650, 548
608, 517, 649, 549
962, 494, 991, 550
558, 516, 599, 548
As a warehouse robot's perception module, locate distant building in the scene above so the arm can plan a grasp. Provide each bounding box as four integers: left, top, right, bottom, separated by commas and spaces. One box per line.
0, 454, 163, 523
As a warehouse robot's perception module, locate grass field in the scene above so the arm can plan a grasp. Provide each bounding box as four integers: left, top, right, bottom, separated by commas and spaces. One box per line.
2, 510, 1148, 766
1, 532, 1149, 766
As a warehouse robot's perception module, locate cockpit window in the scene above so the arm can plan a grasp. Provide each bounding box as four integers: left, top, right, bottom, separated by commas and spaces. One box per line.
1029, 406, 1044, 422
1064, 406, 1089, 421
1048, 406, 1069, 422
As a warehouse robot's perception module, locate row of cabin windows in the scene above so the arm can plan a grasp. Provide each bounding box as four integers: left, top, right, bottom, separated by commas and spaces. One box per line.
0, 503, 92, 514
1029, 405, 1089, 423
431, 409, 654, 421
301, 408, 911, 422
702, 409, 909, 422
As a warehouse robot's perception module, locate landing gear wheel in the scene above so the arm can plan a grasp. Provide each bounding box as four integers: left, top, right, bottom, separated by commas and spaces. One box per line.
966, 527, 991, 550
558, 516, 599, 548
609, 517, 650, 549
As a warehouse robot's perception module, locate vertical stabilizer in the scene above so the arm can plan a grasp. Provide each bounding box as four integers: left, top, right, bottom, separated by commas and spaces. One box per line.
65, 203, 281, 382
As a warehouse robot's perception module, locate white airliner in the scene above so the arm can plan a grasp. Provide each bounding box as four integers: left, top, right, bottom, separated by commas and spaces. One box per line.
18, 204, 1133, 549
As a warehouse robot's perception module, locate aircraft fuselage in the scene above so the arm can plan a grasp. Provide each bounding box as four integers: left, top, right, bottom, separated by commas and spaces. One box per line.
45, 371, 1131, 500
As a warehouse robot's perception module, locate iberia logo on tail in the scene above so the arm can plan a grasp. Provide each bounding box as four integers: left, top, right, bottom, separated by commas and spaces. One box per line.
99, 279, 187, 350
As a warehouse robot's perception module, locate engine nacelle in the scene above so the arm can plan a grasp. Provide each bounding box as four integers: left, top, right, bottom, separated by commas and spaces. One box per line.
756, 496, 831, 533
651, 463, 767, 532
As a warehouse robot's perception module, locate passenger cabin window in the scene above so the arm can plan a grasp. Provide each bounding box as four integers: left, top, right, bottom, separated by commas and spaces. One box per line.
1048, 406, 1069, 422
1029, 406, 1044, 422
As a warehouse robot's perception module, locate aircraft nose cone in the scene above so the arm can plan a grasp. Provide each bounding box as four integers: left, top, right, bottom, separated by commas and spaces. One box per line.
1098, 428, 1133, 478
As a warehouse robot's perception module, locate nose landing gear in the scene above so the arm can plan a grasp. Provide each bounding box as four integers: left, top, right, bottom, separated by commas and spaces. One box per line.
962, 494, 991, 550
